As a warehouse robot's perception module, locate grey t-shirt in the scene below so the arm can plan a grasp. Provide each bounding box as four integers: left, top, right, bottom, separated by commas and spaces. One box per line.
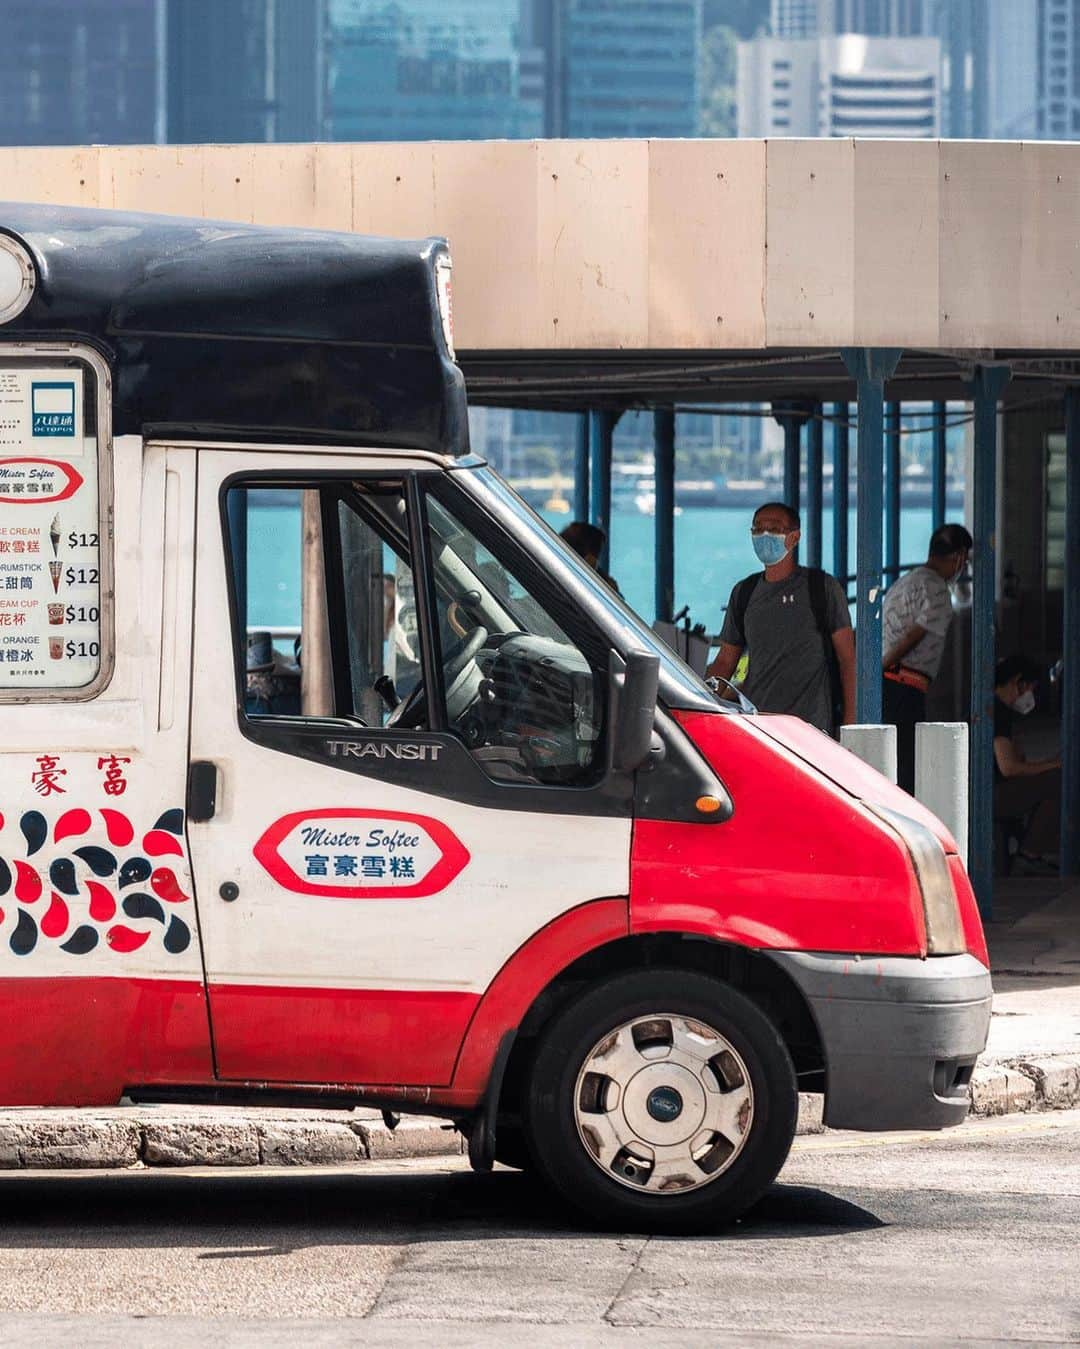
719, 567, 851, 733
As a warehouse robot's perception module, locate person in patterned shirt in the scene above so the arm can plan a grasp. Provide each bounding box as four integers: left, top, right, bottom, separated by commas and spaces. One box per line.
881, 523, 973, 793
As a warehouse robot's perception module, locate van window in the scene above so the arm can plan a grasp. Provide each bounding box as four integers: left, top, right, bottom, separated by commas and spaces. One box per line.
227, 480, 422, 729
0, 354, 109, 700
225, 475, 607, 787
420, 484, 607, 786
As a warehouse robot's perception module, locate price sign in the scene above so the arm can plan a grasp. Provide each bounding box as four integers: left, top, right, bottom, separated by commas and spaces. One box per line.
0, 365, 101, 689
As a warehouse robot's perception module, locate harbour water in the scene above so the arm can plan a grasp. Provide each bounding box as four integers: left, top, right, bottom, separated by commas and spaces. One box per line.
248, 499, 943, 638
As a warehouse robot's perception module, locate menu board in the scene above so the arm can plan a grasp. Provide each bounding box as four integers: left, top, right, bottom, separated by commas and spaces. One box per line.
0, 366, 101, 690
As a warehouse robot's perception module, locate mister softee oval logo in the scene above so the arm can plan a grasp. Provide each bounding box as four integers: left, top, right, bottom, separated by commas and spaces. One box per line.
253, 809, 470, 899
0, 459, 85, 504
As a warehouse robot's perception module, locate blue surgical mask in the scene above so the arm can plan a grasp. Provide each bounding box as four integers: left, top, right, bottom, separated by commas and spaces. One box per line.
752, 532, 790, 566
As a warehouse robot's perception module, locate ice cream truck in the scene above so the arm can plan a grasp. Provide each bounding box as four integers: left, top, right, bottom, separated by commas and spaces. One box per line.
0, 204, 991, 1232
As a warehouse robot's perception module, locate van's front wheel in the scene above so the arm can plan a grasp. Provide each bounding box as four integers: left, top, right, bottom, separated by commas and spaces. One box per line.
522, 970, 798, 1233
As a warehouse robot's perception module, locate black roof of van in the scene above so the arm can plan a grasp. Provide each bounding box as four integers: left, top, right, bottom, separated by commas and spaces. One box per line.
0, 203, 468, 455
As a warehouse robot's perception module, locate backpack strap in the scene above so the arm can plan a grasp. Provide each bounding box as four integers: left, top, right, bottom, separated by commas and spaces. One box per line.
807, 567, 846, 728
730, 572, 762, 646
807, 567, 829, 638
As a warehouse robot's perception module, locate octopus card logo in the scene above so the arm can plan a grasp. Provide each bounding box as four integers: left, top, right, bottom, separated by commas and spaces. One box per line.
31, 383, 76, 438
253, 809, 470, 899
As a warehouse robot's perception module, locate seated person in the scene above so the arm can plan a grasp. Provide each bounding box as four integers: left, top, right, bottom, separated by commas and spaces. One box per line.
559, 521, 621, 595
993, 655, 1061, 873
245, 630, 301, 715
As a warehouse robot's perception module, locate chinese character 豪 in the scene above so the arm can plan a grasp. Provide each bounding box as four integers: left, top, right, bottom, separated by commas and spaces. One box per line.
305, 854, 329, 877
97, 754, 131, 796
360, 855, 386, 879
333, 855, 358, 877
389, 855, 416, 879
32, 753, 66, 796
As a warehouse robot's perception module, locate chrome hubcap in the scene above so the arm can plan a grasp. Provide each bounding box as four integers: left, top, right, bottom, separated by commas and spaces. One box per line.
573, 1013, 754, 1195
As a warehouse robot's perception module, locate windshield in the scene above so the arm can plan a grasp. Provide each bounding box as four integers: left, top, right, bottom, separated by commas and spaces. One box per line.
456, 465, 728, 713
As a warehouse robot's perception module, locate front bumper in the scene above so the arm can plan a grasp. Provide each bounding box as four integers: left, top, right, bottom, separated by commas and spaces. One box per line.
767, 951, 992, 1131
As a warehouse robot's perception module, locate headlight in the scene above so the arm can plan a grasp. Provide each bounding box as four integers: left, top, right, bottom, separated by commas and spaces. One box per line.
0, 234, 35, 325
870, 805, 966, 955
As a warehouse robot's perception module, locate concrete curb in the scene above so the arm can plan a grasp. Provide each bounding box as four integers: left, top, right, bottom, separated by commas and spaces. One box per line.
0, 1108, 464, 1172
969, 1055, 1080, 1118
0, 1060, 1076, 1171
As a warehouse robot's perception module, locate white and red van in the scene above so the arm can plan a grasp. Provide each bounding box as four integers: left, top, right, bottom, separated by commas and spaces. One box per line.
0, 205, 991, 1232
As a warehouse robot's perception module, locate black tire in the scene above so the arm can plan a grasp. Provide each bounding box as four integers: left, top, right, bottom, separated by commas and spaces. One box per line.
492, 1123, 531, 1171
522, 969, 798, 1234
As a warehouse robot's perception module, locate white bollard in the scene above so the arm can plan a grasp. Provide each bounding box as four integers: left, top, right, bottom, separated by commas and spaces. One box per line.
839, 724, 898, 784
915, 722, 969, 864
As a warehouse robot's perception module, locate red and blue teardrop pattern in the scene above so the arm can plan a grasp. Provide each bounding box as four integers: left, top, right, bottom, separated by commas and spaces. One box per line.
2, 807, 190, 959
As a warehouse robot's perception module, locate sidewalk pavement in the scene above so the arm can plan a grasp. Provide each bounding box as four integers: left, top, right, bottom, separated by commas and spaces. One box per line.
969, 875, 1080, 1116
2, 880, 1078, 1172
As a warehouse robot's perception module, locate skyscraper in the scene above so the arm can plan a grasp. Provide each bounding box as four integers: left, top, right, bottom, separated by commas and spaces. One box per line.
0, 0, 161, 146
771, 0, 819, 38
988, 0, 1038, 138
327, 0, 542, 141
822, 0, 928, 31
559, 0, 703, 137
167, 0, 325, 143
764, 0, 1026, 138
528, 0, 702, 138
1037, 0, 1080, 138
739, 31, 940, 136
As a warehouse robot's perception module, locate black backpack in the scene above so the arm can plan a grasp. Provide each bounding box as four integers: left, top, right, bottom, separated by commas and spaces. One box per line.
729, 567, 845, 730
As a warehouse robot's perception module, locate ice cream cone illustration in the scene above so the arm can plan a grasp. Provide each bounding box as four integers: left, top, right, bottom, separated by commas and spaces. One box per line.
49, 513, 62, 557
48, 560, 62, 593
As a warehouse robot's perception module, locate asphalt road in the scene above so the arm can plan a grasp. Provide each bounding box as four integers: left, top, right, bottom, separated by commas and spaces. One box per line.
1, 1109, 1079, 1346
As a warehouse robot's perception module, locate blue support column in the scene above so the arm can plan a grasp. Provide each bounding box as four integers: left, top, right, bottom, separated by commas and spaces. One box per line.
841, 348, 902, 725
653, 408, 676, 623
772, 403, 808, 510
589, 409, 617, 570
931, 400, 947, 530
832, 402, 850, 584
806, 405, 824, 570
885, 401, 902, 582
573, 412, 590, 522
967, 365, 1011, 917
1062, 390, 1080, 876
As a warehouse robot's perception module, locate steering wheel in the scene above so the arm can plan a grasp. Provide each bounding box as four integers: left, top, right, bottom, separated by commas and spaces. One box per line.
386, 625, 489, 729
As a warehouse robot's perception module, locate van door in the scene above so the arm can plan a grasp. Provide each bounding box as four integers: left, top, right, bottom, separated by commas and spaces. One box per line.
186, 449, 632, 1086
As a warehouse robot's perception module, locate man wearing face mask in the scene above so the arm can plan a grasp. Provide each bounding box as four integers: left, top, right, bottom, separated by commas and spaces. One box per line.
881, 522, 973, 792
707, 502, 855, 735
993, 655, 1061, 873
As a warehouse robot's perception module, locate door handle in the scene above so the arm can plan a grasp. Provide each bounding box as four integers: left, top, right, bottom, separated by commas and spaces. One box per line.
187, 761, 218, 822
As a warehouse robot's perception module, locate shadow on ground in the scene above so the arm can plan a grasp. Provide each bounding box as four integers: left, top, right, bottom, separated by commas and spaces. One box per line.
0, 1166, 885, 1250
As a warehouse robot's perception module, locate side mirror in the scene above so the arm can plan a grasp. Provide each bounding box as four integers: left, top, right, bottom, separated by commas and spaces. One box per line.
611, 649, 660, 774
